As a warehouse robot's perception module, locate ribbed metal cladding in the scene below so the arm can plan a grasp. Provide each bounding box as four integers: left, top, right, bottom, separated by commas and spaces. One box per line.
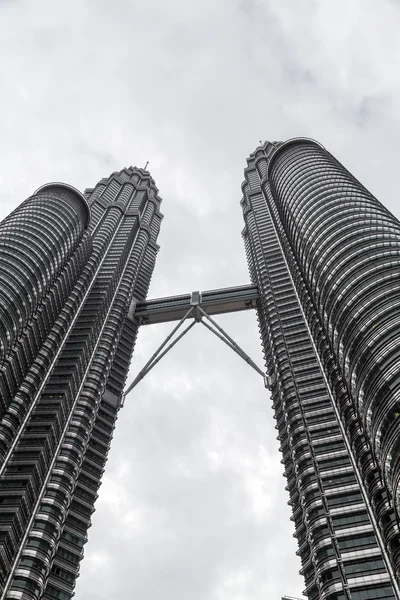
268, 141, 400, 516
242, 141, 400, 599
0, 184, 90, 365
0, 167, 163, 600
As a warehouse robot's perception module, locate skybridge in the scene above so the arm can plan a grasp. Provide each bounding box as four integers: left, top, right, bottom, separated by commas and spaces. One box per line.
124, 284, 273, 400
130, 284, 259, 325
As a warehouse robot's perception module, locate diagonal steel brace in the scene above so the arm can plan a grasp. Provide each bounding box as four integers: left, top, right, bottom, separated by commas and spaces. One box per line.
124, 307, 194, 397
122, 304, 269, 403
198, 307, 265, 378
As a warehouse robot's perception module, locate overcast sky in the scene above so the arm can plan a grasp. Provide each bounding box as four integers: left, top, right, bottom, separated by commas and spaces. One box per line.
1, 1, 400, 599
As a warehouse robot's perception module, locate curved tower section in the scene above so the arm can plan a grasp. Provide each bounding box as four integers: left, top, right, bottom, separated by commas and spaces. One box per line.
242, 141, 400, 599
268, 140, 400, 514
0, 183, 90, 364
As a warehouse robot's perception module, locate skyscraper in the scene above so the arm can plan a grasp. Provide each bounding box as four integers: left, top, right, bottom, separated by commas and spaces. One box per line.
0, 169, 163, 599
2, 138, 400, 600
242, 138, 400, 599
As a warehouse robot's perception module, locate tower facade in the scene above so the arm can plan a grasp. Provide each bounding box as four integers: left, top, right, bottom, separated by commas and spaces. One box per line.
242, 138, 400, 599
0, 169, 162, 599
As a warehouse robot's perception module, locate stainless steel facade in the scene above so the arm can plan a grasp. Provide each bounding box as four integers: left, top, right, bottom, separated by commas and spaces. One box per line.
0, 168, 162, 599
2, 140, 400, 600
242, 139, 400, 599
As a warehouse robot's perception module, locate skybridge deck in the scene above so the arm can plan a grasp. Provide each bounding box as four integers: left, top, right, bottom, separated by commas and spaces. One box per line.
132, 284, 259, 324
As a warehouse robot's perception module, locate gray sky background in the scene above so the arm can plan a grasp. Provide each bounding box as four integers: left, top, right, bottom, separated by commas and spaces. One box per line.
1, 1, 400, 598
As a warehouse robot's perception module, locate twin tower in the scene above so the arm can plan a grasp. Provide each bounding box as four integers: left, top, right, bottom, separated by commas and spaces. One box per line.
1, 139, 400, 600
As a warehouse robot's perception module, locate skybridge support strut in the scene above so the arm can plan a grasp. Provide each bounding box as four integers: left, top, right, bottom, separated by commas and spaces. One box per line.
198, 308, 265, 378
122, 285, 274, 403
124, 311, 195, 396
